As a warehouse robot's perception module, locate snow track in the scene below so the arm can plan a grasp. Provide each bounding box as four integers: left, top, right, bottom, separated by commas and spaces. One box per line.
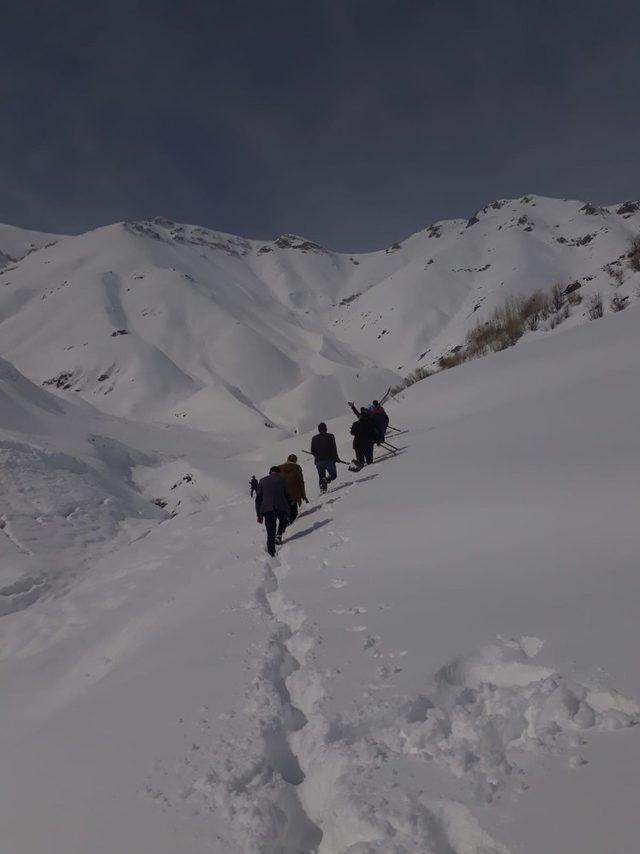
254, 554, 325, 852
204, 509, 517, 854
182, 546, 327, 854
187, 460, 640, 853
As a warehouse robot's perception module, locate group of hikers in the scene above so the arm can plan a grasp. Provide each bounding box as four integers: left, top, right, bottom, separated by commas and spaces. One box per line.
253, 398, 391, 556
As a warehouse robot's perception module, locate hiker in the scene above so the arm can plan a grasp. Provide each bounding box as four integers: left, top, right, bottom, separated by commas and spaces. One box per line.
369, 399, 389, 442
278, 454, 308, 524
348, 399, 389, 442
255, 466, 291, 556
310, 422, 340, 493
350, 408, 379, 468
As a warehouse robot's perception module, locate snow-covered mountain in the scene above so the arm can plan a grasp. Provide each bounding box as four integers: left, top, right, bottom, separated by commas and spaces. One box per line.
1, 196, 640, 854
1, 195, 639, 437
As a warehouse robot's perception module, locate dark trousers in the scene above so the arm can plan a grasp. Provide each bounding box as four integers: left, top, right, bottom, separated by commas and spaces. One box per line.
315, 460, 337, 489
354, 442, 374, 467
263, 510, 288, 556
288, 501, 299, 524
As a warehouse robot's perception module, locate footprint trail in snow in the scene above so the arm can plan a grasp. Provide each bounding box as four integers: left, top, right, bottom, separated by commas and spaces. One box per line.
162, 481, 640, 853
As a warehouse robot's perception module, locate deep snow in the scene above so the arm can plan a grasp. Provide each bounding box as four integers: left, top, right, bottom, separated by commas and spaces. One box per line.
1, 282, 639, 854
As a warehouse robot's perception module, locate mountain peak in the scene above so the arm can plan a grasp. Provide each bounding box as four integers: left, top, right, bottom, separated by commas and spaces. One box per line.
124, 219, 251, 257
272, 234, 326, 253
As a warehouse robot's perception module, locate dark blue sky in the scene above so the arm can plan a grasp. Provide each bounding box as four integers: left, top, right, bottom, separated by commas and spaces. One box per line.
2, 0, 638, 250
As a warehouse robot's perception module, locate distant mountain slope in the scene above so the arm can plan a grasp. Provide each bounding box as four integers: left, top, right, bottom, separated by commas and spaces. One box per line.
0, 219, 396, 435
0, 353, 267, 618
0, 196, 638, 436
0, 356, 164, 615
0, 223, 64, 267
329, 196, 640, 370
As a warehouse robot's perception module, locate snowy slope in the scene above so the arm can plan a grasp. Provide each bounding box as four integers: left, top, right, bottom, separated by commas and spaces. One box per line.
0, 354, 288, 623
329, 196, 640, 369
1, 301, 639, 853
1, 197, 638, 441
0, 356, 162, 614
0, 219, 397, 435
0, 222, 63, 266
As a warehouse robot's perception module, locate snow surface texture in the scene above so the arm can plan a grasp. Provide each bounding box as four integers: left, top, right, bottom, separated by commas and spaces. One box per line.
1, 200, 640, 853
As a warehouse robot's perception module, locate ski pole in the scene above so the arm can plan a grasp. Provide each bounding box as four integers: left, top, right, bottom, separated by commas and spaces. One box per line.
378, 386, 392, 406
302, 449, 349, 466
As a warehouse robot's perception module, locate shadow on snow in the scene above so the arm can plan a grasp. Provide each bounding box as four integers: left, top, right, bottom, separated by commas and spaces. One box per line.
285, 518, 332, 543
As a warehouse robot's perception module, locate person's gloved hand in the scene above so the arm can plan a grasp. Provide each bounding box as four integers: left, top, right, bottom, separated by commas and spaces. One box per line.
257, 516, 263, 524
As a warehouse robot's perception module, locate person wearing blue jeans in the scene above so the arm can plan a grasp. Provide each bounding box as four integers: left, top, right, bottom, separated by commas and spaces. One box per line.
315, 459, 337, 492
310, 422, 340, 493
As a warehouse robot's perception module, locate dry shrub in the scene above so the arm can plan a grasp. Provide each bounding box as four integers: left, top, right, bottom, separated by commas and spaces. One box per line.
609, 294, 629, 312
428, 281, 575, 377
464, 286, 560, 357
489, 329, 515, 351
405, 365, 431, 384
587, 293, 603, 319
628, 236, 640, 272
390, 365, 431, 394
522, 289, 552, 330
464, 319, 499, 356
491, 296, 526, 346
609, 266, 624, 287
437, 351, 466, 370
548, 303, 571, 329
551, 282, 564, 312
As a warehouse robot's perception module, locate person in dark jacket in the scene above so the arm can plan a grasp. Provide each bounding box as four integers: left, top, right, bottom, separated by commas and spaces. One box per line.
278, 454, 308, 524
369, 400, 389, 442
255, 467, 291, 556
310, 422, 340, 493
350, 409, 379, 468
348, 400, 389, 442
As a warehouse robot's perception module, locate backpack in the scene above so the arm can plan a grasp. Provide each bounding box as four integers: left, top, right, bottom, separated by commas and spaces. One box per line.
371, 405, 389, 429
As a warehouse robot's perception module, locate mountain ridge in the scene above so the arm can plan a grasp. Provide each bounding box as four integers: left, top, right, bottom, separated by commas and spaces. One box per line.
1, 194, 638, 436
